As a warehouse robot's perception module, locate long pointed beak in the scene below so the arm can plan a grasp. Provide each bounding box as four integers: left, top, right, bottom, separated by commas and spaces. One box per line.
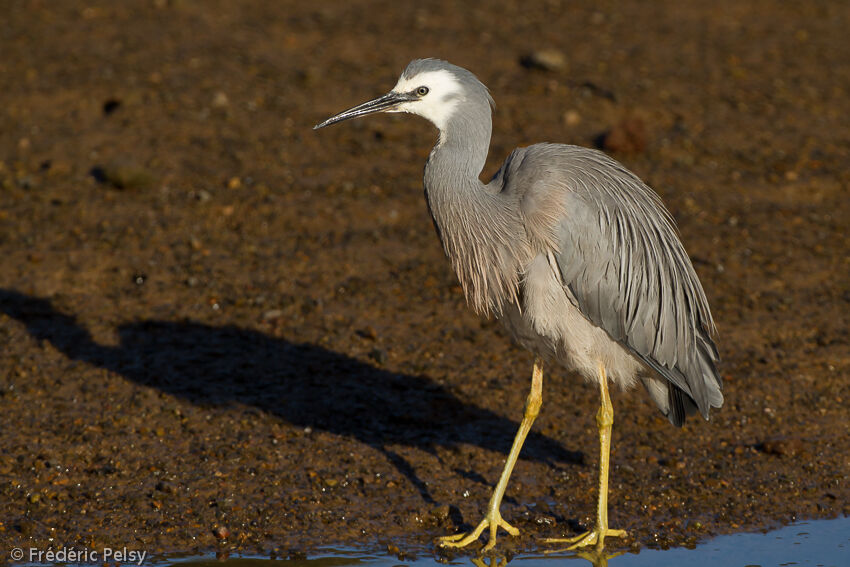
313, 91, 412, 130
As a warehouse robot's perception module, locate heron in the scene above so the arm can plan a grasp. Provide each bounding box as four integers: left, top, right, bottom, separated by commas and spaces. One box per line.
314, 59, 722, 553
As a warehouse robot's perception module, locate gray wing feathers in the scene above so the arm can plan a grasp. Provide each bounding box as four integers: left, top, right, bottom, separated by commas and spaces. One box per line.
513, 144, 722, 425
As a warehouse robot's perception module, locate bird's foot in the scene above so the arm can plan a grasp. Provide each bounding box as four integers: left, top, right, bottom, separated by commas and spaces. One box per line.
439, 510, 519, 552
543, 526, 626, 552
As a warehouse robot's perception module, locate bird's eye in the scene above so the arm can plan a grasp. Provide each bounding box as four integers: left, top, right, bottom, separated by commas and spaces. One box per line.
416, 86, 429, 97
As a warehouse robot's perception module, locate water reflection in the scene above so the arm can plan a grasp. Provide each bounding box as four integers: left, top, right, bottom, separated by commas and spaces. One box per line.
160, 516, 849, 567
470, 548, 620, 567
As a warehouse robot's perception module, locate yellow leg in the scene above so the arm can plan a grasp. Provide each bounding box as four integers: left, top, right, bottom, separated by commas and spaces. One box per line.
439, 358, 544, 552
544, 363, 627, 552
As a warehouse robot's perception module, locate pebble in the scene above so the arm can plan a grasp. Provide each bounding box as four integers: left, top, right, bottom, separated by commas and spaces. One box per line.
600, 116, 648, 154
15, 519, 35, 535
356, 326, 378, 340
212, 525, 230, 540
263, 309, 283, 321
758, 437, 805, 457
92, 161, 155, 190
428, 504, 450, 523
521, 49, 567, 71
103, 98, 122, 115
155, 480, 177, 494
212, 92, 230, 108
368, 348, 387, 364
563, 109, 581, 126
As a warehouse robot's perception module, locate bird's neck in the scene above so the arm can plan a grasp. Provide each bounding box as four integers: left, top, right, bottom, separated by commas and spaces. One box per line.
423, 118, 529, 317
433, 109, 492, 177
423, 110, 492, 205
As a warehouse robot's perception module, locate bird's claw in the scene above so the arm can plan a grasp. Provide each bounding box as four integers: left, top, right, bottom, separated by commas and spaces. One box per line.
439, 511, 519, 552
543, 527, 627, 551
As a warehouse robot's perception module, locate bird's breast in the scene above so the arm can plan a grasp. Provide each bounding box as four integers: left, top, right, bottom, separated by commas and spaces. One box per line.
501, 253, 643, 387
424, 181, 531, 318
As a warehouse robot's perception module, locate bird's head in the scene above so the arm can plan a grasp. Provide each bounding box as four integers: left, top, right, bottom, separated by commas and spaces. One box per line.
314, 59, 493, 132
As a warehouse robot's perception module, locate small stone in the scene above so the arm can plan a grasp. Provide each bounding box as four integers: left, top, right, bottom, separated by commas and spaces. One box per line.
103, 98, 122, 115
46, 160, 73, 178
212, 525, 230, 540
563, 109, 581, 126
599, 116, 647, 154
16, 175, 36, 189
155, 480, 177, 494
263, 309, 283, 321
227, 176, 242, 189
212, 92, 230, 108
758, 437, 805, 457
15, 519, 35, 535
356, 326, 378, 340
521, 49, 567, 71
91, 161, 155, 190
428, 504, 450, 523
368, 348, 387, 364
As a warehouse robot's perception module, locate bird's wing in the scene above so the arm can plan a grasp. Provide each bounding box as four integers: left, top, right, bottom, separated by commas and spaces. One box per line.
514, 144, 722, 425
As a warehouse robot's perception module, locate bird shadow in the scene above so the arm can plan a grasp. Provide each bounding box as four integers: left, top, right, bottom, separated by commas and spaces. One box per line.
0, 289, 583, 503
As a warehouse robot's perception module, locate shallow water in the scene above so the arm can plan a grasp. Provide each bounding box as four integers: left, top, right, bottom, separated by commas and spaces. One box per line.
160, 517, 848, 567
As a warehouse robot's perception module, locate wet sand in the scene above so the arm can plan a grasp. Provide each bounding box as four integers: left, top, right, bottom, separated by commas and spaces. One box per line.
0, 0, 848, 558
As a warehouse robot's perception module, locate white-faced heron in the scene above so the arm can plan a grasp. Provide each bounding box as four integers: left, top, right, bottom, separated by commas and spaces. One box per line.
314, 59, 722, 553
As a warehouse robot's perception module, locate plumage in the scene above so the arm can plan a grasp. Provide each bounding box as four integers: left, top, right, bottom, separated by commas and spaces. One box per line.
493, 143, 722, 424
315, 58, 723, 552
406, 62, 722, 425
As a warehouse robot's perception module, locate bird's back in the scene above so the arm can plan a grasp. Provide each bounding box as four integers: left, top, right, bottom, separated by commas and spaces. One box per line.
492, 143, 722, 426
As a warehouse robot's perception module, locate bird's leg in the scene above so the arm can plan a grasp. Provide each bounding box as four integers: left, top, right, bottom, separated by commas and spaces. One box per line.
439, 357, 544, 552
544, 362, 627, 552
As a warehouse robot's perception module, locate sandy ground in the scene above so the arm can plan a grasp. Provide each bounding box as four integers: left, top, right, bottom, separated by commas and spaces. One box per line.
1, 0, 848, 559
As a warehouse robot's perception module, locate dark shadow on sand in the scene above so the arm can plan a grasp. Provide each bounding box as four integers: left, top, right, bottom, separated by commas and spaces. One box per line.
0, 289, 583, 503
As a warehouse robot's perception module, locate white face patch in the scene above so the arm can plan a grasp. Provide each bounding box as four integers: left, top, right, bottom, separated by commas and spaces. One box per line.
389, 69, 463, 131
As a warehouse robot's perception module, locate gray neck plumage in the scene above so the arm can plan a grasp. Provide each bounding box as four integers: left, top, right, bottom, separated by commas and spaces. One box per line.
423, 108, 529, 317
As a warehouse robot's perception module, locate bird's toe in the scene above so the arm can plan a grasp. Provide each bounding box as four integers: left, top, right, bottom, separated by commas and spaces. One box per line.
543, 526, 627, 552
